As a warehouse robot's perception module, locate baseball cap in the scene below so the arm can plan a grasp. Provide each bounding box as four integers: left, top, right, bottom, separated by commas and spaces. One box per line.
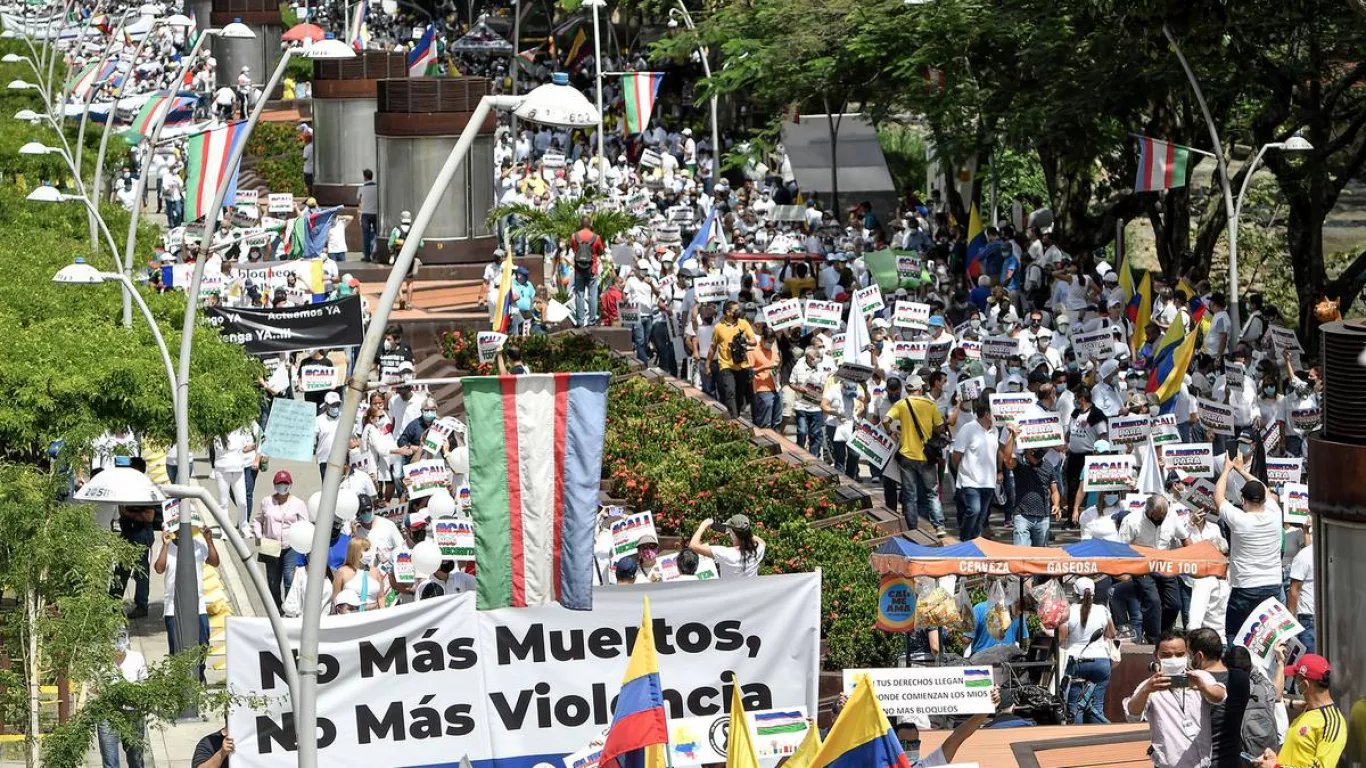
398, 361, 415, 372
1073, 577, 1096, 597
273, 470, 292, 484
904, 374, 925, 391
324, 391, 342, 405
637, 532, 659, 547
1286, 654, 1330, 682
928, 315, 945, 327
718, 514, 752, 533
1099, 359, 1121, 379
870, 318, 891, 329
408, 507, 432, 530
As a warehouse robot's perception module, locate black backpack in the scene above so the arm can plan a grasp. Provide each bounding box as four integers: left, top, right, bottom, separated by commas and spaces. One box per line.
1241, 671, 1281, 757
727, 325, 750, 365
572, 232, 595, 272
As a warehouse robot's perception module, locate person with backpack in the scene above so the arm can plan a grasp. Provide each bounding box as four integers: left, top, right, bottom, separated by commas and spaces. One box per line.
707, 300, 757, 419
387, 211, 425, 309
569, 216, 604, 327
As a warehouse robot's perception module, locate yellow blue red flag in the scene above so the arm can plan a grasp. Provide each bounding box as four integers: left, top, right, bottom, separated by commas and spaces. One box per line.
599, 598, 668, 768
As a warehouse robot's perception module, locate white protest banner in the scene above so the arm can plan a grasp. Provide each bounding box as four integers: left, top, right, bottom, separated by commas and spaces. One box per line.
1015, 412, 1064, 449
228, 576, 821, 768
1083, 454, 1137, 492
1268, 325, 1303, 354
610, 511, 657, 557
349, 450, 374, 478
896, 255, 922, 281
848, 421, 897, 471
542, 151, 566, 168
299, 364, 338, 392
666, 707, 810, 766
1107, 415, 1152, 445
981, 336, 1018, 362
762, 298, 803, 332
260, 397, 320, 462
803, 300, 843, 330
854, 284, 885, 317
653, 222, 682, 244
618, 302, 641, 326
1150, 413, 1181, 446
1266, 457, 1304, 486
1282, 483, 1310, 525
1234, 597, 1306, 664
266, 192, 294, 214
423, 417, 461, 455
957, 376, 984, 402
433, 518, 476, 560
694, 275, 728, 304
988, 393, 1036, 425
1289, 405, 1320, 432
477, 331, 508, 364
1197, 398, 1235, 436
841, 667, 996, 718
960, 339, 982, 360
1159, 443, 1215, 478
926, 341, 951, 367
1072, 328, 1114, 360
1181, 478, 1217, 514
893, 301, 930, 331
403, 459, 450, 499
893, 340, 928, 366
236, 189, 259, 208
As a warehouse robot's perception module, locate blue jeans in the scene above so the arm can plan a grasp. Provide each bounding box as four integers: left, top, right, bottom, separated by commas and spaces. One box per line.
1225, 584, 1282, 647
1013, 514, 1050, 546
573, 271, 599, 327
794, 410, 824, 457
97, 718, 145, 768
753, 390, 780, 429
360, 213, 378, 259
164, 613, 211, 656
825, 427, 861, 480
1297, 613, 1316, 655
1110, 578, 1144, 638
631, 317, 654, 363
1065, 658, 1112, 724
898, 456, 944, 531
955, 486, 992, 540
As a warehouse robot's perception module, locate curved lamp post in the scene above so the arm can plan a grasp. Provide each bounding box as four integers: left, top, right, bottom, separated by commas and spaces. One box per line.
667, 4, 720, 180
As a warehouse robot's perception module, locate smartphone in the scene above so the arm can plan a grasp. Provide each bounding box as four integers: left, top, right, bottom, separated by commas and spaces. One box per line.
1169, 673, 1189, 688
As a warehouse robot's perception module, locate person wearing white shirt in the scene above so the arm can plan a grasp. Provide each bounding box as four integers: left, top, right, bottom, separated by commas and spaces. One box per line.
1092, 359, 1124, 417
1182, 502, 1229, 636
97, 635, 149, 768
211, 426, 255, 537
154, 526, 219, 661
1202, 293, 1231, 359
1215, 455, 1284, 645
951, 400, 1003, 541
1287, 536, 1316, 654
1078, 494, 1123, 541
1118, 495, 1190, 641
315, 392, 343, 480
1058, 577, 1117, 723
353, 502, 404, 566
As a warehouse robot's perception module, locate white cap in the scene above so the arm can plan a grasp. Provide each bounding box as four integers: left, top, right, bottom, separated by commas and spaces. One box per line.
1073, 577, 1096, 597
324, 391, 342, 405
1099, 359, 1120, 379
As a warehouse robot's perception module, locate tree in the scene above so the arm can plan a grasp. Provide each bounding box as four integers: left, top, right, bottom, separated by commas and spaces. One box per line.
488, 191, 642, 247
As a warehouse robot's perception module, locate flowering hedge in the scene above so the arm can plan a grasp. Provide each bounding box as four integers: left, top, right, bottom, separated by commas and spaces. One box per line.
441, 333, 900, 670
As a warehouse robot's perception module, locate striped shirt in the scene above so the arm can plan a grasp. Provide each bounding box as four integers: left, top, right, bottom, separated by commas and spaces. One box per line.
1278, 705, 1347, 768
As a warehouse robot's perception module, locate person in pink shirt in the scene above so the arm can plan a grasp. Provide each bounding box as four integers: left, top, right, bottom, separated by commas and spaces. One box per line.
252, 470, 309, 609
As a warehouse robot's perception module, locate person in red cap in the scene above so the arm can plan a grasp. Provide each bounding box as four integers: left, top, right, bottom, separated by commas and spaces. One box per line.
252, 470, 308, 610
1252, 654, 1346, 768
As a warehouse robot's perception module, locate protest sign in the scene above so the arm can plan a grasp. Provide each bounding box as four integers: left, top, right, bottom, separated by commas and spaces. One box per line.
1159, 443, 1215, 478
1197, 399, 1235, 436
1124, 494, 1148, 518
854, 284, 885, 317
403, 459, 449, 499
1268, 325, 1303, 354
349, 450, 374, 478
957, 376, 984, 401
541, 151, 566, 169
391, 549, 415, 584
1224, 362, 1246, 391
423, 417, 461, 455
1266, 457, 1304, 486
848, 421, 897, 471
610, 511, 657, 557
896, 255, 922, 281
457, 484, 472, 511
1181, 478, 1217, 514
803, 300, 843, 330
260, 397, 319, 462
1150, 413, 1181, 445
433, 518, 476, 560
267, 192, 294, 213
926, 341, 951, 367
1234, 597, 1305, 664
762, 298, 803, 332
875, 576, 917, 632
1262, 421, 1283, 454
236, 189, 259, 208
1107, 415, 1152, 445
657, 552, 718, 582
959, 339, 982, 360
1289, 405, 1320, 432
893, 301, 930, 331
1083, 455, 1136, 492
841, 667, 996, 718
666, 708, 810, 766
1015, 412, 1064, 449
1072, 328, 1113, 360
639, 148, 662, 168
561, 729, 606, 768
981, 336, 1018, 362
477, 331, 508, 364
988, 393, 1036, 425
299, 364, 338, 393
694, 276, 728, 303
225, 577, 820, 768
652, 222, 681, 245
1282, 482, 1310, 525
618, 302, 640, 326
894, 340, 928, 365
830, 333, 846, 364
205, 295, 364, 355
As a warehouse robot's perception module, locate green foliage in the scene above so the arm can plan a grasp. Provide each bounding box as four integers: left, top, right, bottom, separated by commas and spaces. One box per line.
284, 54, 315, 85
441, 330, 629, 374
246, 121, 307, 195
487, 192, 642, 248
877, 124, 928, 198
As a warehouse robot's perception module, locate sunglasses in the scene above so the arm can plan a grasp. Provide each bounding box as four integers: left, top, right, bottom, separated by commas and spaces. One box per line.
899, 739, 920, 750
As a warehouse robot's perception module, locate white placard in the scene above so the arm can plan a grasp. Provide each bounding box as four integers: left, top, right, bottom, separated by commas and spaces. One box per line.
299, 364, 337, 392
610, 511, 657, 557
988, 392, 1036, 425
1268, 325, 1303, 354
267, 192, 294, 213
541, 151, 566, 168
762, 298, 803, 331
433, 518, 475, 560
1266, 457, 1304, 486
1282, 482, 1310, 524
893, 301, 930, 331
981, 335, 1018, 362
1015, 412, 1064, 449
957, 376, 984, 401
1108, 415, 1152, 445
1072, 328, 1114, 360
893, 340, 928, 365
235, 188, 259, 207
848, 421, 897, 470
854, 284, 885, 317
841, 667, 996, 718
694, 275, 728, 303
1289, 405, 1320, 432
666, 707, 810, 766
1083, 454, 1137, 492
1159, 442, 1214, 478
1181, 478, 1218, 514
803, 299, 843, 330
1234, 597, 1306, 664
960, 339, 982, 360
477, 331, 508, 364
618, 302, 641, 326
1197, 398, 1235, 436
402, 458, 450, 499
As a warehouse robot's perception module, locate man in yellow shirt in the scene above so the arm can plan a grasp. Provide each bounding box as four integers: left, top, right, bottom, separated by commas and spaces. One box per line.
882, 374, 948, 538
707, 300, 757, 419
1255, 654, 1347, 768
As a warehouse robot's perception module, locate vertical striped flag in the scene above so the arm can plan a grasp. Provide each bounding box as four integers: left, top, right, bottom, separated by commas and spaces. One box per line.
1134, 136, 1191, 192
124, 93, 198, 141
490, 248, 515, 333
565, 28, 589, 69
599, 597, 669, 768
466, 372, 609, 611
408, 24, 437, 77
965, 203, 986, 279
184, 121, 248, 223
621, 72, 664, 135
1126, 270, 1153, 357
349, 0, 369, 51
68, 59, 117, 100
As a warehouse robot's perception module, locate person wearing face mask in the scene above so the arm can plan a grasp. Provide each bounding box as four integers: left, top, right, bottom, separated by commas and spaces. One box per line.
1255, 370, 1287, 455
708, 300, 758, 419
353, 495, 403, 565
1280, 350, 1321, 459
1002, 425, 1062, 546
397, 398, 442, 465
1251, 655, 1347, 768
950, 399, 1003, 541
376, 324, 415, 384
97, 632, 149, 768
1185, 628, 1244, 768
1119, 496, 1191, 642
253, 471, 308, 610
1092, 359, 1124, 417
1124, 630, 1228, 768
791, 345, 834, 458
1180, 487, 1229, 637
315, 391, 344, 480
333, 539, 386, 612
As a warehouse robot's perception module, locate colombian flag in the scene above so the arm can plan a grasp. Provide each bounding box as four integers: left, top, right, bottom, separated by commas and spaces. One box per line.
1126, 271, 1152, 357
1179, 278, 1211, 336
810, 675, 910, 768
490, 249, 515, 333
965, 203, 986, 280
599, 598, 668, 768
1146, 323, 1198, 412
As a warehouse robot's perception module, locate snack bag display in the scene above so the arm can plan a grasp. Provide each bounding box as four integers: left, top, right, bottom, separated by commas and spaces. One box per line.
985, 580, 1012, 640
1034, 579, 1070, 631
912, 578, 959, 630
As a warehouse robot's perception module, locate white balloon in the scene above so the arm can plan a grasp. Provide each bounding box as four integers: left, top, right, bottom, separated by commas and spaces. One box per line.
335, 489, 360, 524
307, 491, 323, 522
287, 520, 316, 555
445, 445, 470, 475
410, 539, 443, 578
426, 490, 457, 519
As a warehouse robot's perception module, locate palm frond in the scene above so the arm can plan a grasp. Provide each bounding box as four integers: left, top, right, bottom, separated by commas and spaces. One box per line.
487, 190, 645, 247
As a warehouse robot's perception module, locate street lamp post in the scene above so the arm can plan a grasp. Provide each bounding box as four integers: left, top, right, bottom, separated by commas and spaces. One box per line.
25, 185, 122, 263
668, 4, 720, 178
586, 0, 606, 191
297, 73, 599, 768
13, 107, 75, 168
